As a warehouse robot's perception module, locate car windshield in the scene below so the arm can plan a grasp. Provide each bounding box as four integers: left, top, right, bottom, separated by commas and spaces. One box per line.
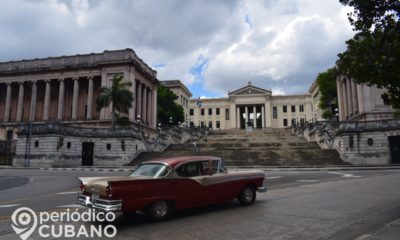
130, 164, 169, 178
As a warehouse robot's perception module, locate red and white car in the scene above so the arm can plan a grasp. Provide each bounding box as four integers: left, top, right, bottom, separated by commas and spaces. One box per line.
78, 156, 267, 221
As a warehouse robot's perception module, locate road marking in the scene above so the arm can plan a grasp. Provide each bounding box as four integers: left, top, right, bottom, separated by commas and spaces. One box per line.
0, 204, 20, 208
0, 177, 15, 180
297, 180, 319, 183
56, 191, 78, 195
266, 176, 283, 179
329, 172, 362, 178
56, 204, 84, 208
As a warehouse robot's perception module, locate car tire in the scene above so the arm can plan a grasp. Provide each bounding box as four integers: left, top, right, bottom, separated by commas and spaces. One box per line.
146, 200, 171, 221
238, 185, 256, 206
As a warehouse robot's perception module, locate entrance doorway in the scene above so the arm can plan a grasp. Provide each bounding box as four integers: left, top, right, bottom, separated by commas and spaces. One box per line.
389, 136, 400, 164
82, 142, 94, 166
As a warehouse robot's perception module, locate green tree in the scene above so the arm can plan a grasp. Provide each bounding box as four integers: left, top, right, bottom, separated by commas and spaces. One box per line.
157, 84, 184, 126
337, 0, 400, 109
316, 68, 338, 119
96, 75, 133, 130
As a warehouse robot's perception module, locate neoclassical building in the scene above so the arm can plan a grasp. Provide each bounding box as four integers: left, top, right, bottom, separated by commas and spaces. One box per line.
160, 80, 192, 125
0, 49, 159, 167
0, 49, 158, 141
187, 82, 314, 129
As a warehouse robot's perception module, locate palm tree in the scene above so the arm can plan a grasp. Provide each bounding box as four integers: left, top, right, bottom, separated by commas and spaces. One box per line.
96, 75, 133, 130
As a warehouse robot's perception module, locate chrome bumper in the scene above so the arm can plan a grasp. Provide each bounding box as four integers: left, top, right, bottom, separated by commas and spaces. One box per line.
77, 194, 122, 212
257, 186, 267, 192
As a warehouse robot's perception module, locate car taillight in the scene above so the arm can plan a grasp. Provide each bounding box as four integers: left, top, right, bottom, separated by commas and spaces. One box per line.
106, 184, 112, 197
80, 182, 85, 192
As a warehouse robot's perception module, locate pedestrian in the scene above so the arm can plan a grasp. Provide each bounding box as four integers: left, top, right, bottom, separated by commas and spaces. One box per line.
192, 140, 199, 154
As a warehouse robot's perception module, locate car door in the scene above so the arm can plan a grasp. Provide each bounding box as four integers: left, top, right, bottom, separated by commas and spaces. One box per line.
173, 161, 206, 209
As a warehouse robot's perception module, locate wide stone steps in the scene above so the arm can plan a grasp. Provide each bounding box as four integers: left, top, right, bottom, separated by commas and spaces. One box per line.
133, 128, 346, 166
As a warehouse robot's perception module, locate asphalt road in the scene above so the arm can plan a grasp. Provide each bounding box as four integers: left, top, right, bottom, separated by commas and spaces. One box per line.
0, 168, 400, 239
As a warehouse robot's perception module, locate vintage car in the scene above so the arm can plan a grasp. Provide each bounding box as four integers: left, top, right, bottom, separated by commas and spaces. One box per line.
78, 156, 267, 221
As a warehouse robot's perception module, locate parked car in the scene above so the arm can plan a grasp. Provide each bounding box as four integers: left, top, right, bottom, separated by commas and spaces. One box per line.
78, 156, 267, 221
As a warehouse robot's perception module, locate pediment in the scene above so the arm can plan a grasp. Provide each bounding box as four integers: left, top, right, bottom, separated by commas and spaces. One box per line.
229, 84, 271, 96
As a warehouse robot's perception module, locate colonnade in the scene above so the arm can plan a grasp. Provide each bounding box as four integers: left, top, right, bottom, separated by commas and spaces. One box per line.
337, 77, 359, 120
235, 105, 266, 129
135, 80, 156, 127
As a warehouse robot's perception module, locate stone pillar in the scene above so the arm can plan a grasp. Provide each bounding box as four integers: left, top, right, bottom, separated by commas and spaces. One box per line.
253, 106, 257, 128
143, 86, 147, 124
336, 77, 344, 121
137, 82, 142, 120
264, 102, 271, 127
57, 79, 65, 120
87, 76, 94, 120
29, 81, 37, 121
130, 78, 136, 121
16, 82, 24, 122
152, 86, 157, 128
341, 78, 348, 120
261, 105, 265, 128
245, 106, 248, 127
147, 88, 151, 126
346, 78, 353, 118
43, 80, 51, 121
72, 77, 79, 120
351, 79, 358, 114
3, 83, 12, 122
236, 106, 240, 129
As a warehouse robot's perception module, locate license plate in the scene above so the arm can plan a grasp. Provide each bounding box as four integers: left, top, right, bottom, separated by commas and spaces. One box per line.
91, 193, 99, 201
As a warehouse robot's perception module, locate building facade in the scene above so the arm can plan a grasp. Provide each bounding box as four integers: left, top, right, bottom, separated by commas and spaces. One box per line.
308, 80, 323, 121
160, 80, 192, 125
188, 82, 314, 129
0, 49, 159, 167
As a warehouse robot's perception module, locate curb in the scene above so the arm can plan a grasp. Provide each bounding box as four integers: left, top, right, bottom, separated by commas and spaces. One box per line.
1, 165, 400, 172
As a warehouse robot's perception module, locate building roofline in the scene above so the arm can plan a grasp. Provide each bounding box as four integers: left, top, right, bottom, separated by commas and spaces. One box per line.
160, 80, 192, 97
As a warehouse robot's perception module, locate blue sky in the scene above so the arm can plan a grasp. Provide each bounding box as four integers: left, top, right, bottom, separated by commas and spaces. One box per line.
0, 0, 354, 99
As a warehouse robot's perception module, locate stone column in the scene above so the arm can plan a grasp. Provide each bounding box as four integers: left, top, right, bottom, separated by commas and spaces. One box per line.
43, 80, 51, 121
261, 105, 265, 128
346, 77, 353, 118
16, 82, 24, 122
245, 106, 248, 127
341, 78, 348, 120
336, 77, 344, 121
3, 83, 12, 122
143, 86, 147, 124
147, 88, 151, 126
253, 106, 257, 128
236, 106, 240, 129
137, 82, 142, 120
57, 79, 65, 120
72, 77, 79, 120
152, 86, 157, 128
351, 79, 358, 114
29, 81, 37, 121
87, 76, 94, 120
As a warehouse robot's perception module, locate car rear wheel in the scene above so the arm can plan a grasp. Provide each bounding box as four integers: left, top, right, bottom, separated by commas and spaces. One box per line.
146, 200, 171, 221
238, 185, 256, 206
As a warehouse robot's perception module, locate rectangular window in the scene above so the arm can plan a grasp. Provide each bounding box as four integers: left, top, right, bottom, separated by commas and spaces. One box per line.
283, 105, 287, 113
216, 108, 220, 115
208, 108, 212, 115
283, 119, 288, 127
190, 122, 194, 127
201, 109, 204, 116
291, 119, 296, 126
201, 121, 205, 127
189, 109, 194, 116
300, 105, 304, 112
208, 121, 213, 128
225, 109, 230, 120
216, 121, 220, 128
291, 105, 296, 112
273, 106, 278, 119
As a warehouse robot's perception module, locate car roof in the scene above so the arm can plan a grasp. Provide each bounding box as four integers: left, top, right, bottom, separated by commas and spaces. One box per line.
143, 156, 221, 168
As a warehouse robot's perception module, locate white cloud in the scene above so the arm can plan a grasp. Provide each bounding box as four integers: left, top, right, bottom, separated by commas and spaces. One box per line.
0, 0, 354, 97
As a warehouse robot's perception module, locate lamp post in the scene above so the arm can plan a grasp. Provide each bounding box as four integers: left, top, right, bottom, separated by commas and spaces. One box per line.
157, 122, 162, 137
169, 116, 173, 126
334, 108, 339, 122
136, 114, 141, 135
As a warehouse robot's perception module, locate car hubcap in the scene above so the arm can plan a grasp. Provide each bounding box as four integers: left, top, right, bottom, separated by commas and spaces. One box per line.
154, 201, 168, 218
243, 188, 253, 202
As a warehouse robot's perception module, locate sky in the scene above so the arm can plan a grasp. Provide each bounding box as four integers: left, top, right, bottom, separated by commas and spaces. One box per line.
0, 0, 355, 98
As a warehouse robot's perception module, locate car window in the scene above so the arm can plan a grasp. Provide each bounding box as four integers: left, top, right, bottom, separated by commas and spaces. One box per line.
130, 164, 170, 178
176, 162, 202, 177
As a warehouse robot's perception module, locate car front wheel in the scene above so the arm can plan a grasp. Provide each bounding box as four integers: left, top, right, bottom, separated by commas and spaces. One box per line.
238, 185, 256, 206
146, 200, 171, 221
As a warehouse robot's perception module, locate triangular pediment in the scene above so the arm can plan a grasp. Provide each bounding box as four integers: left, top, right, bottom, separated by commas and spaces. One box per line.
229, 83, 271, 96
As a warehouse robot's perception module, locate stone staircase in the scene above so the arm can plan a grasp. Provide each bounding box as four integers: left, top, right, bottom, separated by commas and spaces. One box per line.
132, 128, 346, 166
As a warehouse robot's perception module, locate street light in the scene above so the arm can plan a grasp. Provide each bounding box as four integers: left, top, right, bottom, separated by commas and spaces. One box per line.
169, 116, 173, 126
136, 114, 141, 134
